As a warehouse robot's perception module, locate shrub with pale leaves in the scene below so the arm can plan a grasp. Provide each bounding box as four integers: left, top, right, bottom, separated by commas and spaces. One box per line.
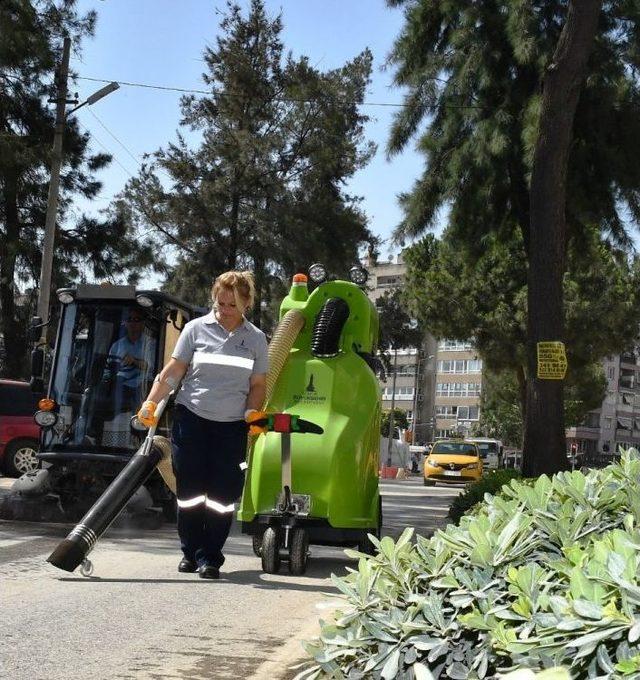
298, 450, 640, 679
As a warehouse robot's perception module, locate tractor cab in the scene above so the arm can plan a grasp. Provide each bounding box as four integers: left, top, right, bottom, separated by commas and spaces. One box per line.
29, 284, 203, 512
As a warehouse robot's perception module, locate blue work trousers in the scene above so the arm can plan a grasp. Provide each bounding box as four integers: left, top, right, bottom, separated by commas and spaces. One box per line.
171, 404, 247, 568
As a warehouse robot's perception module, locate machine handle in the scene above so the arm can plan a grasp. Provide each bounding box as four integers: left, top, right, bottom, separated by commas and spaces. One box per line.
249, 412, 324, 435
130, 395, 171, 438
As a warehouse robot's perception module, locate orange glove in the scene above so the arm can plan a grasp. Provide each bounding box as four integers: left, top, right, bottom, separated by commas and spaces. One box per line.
245, 409, 268, 436
137, 400, 158, 428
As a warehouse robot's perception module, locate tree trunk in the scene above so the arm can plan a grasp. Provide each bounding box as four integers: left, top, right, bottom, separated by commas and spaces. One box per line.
523, 0, 602, 477
0, 170, 27, 378
227, 187, 240, 270
252, 251, 265, 329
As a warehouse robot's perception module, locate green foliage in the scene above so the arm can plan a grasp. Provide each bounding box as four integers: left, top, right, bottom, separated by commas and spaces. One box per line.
403, 227, 637, 443
124, 0, 376, 327
448, 469, 522, 526
386, 1, 640, 248
0, 0, 153, 378
377, 288, 423, 352
300, 450, 640, 679
478, 364, 607, 446
477, 370, 525, 446
381, 408, 409, 437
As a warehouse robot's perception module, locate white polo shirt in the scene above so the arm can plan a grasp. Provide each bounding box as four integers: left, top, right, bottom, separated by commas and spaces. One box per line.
172, 312, 268, 422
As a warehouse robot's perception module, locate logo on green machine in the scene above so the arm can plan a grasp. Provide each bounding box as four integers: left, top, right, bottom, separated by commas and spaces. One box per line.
292, 373, 326, 405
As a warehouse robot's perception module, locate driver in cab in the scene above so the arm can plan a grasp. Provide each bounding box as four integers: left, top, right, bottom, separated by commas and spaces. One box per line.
104, 310, 155, 411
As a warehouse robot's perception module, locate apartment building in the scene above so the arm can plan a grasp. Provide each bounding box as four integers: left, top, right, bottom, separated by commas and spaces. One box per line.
433, 340, 483, 438
365, 254, 436, 444
566, 350, 640, 456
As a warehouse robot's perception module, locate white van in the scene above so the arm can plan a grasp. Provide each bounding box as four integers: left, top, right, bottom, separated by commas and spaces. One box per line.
465, 438, 503, 470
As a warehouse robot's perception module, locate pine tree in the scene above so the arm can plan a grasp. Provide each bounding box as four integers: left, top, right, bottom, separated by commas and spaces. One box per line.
387, 0, 639, 473
124, 0, 376, 327
0, 0, 152, 377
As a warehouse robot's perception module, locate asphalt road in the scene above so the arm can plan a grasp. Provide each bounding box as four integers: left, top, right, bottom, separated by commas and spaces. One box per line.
0, 475, 461, 680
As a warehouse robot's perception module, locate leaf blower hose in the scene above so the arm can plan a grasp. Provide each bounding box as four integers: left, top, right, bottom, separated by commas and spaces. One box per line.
47, 435, 174, 572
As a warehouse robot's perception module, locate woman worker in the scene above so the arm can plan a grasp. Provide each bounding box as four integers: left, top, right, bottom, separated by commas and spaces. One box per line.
136, 271, 268, 579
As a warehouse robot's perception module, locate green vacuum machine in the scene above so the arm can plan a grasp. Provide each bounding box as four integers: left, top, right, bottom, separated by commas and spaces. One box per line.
238, 265, 382, 575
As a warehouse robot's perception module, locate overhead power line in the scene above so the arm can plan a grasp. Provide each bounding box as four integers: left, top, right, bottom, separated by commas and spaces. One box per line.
77, 75, 482, 110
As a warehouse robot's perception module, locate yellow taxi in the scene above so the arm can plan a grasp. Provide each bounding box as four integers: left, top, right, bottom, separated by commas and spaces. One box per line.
423, 439, 483, 486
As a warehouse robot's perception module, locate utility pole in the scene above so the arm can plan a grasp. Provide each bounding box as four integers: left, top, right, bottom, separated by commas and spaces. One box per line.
411, 348, 421, 443
386, 347, 398, 467
36, 36, 71, 342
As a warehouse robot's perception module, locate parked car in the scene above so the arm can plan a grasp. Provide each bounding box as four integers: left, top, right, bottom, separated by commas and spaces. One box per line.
423, 439, 482, 486
0, 379, 42, 477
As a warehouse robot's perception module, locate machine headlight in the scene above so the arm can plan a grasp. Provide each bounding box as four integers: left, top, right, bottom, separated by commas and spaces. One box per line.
34, 410, 57, 428
466, 463, 478, 470
348, 266, 368, 286
57, 291, 75, 304
135, 294, 154, 308
427, 458, 440, 468
308, 263, 327, 284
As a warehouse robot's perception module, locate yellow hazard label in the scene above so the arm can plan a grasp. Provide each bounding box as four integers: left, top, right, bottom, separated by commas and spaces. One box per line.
537, 341, 567, 380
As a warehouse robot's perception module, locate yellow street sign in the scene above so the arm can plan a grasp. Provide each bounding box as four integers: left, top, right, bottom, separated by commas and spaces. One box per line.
537, 341, 567, 380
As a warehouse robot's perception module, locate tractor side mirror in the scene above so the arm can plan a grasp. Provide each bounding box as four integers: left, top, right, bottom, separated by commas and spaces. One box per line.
28, 316, 43, 343
30, 347, 44, 392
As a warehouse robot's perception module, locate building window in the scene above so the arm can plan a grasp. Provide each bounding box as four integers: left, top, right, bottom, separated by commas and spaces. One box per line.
617, 418, 632, 430
457, 405, 480, 420
436, 382, 482, 397
603, 417, 612, 429
394, 364, 417, 376
437, 359, 483, 374
377, 275, 403, 288
437, 339, 474, 352
382, 386, 414, 401
436, 405, 457, 417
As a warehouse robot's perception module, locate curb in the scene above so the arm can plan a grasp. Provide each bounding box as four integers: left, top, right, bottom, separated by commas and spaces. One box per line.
247, 612, 324, 680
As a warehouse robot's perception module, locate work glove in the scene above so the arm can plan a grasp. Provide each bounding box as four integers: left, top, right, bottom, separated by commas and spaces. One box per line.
245, 409, 268, 436
137, 400, 158, 428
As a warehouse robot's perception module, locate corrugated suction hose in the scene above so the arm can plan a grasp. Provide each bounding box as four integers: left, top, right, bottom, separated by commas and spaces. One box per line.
311, 298, 350, 357
264, 309, 306, 404
153, 435, 176, 494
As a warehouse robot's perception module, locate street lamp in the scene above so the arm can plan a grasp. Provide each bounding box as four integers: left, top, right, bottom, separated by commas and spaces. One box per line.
67, 81, 120, 116
34, 35, 120, 343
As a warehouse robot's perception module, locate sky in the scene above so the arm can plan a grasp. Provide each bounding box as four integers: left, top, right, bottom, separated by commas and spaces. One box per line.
69, 0, 428, 285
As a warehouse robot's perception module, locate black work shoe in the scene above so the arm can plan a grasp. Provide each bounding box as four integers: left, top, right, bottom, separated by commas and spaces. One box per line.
178, 558, 197, 573
198, 565, 220, 580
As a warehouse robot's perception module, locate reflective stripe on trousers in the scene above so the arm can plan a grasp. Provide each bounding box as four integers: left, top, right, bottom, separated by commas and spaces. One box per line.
177, 495, 235, 513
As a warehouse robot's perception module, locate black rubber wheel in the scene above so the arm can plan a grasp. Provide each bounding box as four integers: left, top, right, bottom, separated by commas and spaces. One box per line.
261, 527, 281, 573
3, 438, 40, 477
252, 533, 263, 557
288, 528, 309, 575
423, 478, 436, 486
